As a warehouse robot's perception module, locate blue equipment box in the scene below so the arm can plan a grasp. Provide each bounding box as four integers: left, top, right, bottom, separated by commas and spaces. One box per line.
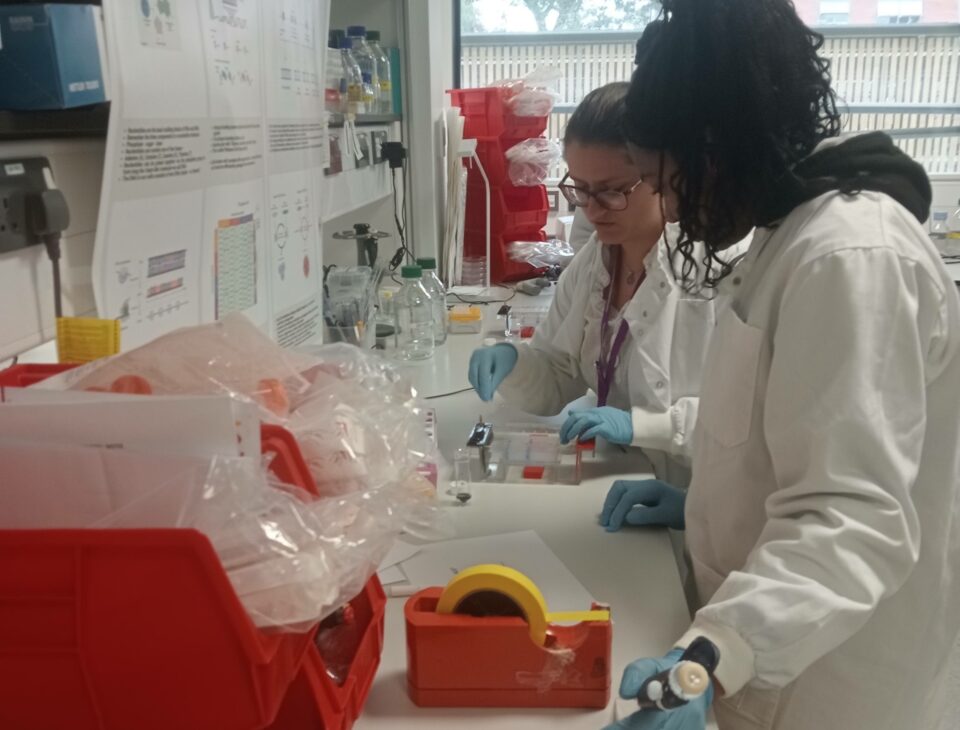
0, 4, 105, 110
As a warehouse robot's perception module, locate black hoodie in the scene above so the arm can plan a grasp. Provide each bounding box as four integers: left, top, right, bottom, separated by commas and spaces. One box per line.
758, 131, 933, 227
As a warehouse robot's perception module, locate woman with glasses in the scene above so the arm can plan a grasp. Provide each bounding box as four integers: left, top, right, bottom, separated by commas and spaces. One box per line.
603, 1, 960, 729
468, 82, 748, 488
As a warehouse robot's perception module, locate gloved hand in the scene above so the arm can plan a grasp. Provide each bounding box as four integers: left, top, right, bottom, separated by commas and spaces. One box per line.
602, 650, 713, 730
600, 479, 686, 531
559, 406, 633, 445
468, 343, 518, 401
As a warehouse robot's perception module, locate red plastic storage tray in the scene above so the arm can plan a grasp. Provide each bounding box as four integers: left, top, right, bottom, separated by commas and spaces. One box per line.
465, 181, 549, 239
464, 227, 546, 284
447, 88, 548, 139
0, 363, 386, 730
464, 137, 517, 187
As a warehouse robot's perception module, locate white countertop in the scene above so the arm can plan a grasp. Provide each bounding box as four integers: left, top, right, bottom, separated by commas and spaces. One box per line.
355, 292, 695, 728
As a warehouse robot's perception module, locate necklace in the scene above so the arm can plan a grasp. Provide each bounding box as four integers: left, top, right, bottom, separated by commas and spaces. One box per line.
623, 262, 644, 286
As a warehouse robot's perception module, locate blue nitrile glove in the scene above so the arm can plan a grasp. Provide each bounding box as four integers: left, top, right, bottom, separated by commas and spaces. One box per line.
559, 406, 633, 445
602, 650, 713, 730
468, 343, 518, 401
600, 479, 686, 532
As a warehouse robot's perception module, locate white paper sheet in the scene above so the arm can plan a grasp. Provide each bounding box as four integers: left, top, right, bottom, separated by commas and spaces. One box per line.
376, 565, 407, 586
0, 439, 218, 529
0, 393, 259, 457
378, 540, 421, 572
398, 530, 596, 611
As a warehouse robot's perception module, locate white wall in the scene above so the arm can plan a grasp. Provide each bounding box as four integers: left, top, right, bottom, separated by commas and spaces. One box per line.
931, 175, 960, 227
0, 138, 105, 360
404, 0, 454, 262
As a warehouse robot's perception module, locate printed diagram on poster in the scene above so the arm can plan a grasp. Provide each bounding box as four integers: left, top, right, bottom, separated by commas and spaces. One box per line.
95, 0, 329, 348
270, 184, 313, 294
267, 170, 322, 346
138, 0, 181, 49
204, 0, 261, 118
215, 214, 258, 318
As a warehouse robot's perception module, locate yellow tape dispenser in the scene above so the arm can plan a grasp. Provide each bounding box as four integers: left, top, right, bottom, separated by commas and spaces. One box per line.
435, 564, 610, 646
405, 563, 612, 707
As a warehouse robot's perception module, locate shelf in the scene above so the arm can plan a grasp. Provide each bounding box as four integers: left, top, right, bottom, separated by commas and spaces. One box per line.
328, 113, 401, 128
0, 103, 110, 141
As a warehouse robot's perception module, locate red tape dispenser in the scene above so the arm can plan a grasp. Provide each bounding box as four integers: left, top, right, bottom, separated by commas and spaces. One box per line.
405, 564, 611, 708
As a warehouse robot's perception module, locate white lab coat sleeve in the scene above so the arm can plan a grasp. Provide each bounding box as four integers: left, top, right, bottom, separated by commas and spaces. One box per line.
630, 397, 698, 461
677, 246, 945, 696
497, 247, 592, 416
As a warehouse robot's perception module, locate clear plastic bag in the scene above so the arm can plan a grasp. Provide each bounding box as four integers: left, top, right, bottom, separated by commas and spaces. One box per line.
34, 314, 314, 421
496, 67, 563, 117
508, 238, 576, 269
22, 313, 450, 628
506, 138, 562, 187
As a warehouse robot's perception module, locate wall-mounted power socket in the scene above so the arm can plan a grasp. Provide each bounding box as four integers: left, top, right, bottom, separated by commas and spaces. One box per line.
0, 158, 56, 255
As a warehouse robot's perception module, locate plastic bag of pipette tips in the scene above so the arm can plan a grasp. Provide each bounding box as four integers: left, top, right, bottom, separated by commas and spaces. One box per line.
509, 238, 575, 269
26, 313, 450, 625
506, 138, 562, 187
0, 441, 416, 630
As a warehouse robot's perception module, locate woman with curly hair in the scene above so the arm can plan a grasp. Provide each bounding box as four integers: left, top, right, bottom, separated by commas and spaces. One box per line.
603, 1, 960, 729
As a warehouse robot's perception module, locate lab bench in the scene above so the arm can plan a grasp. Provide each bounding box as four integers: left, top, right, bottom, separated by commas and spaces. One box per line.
355, 292, 696, 728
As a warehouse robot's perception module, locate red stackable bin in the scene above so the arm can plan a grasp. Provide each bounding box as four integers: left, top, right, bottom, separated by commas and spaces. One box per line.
449, 86, 553, 285
447, 87, 548, 139
463, 228, 547, 283
0, 364, 386, 730
465, 180, 549, 239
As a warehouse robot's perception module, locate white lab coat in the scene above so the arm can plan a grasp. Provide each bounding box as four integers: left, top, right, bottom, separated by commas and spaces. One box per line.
676, 191, 960, 730
498, 229, 742, 485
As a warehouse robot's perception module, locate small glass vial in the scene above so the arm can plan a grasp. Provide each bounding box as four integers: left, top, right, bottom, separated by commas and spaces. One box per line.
449, 447, 473, 504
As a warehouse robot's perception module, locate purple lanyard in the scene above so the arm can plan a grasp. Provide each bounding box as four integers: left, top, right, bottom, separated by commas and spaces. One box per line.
596, 251, 645, 407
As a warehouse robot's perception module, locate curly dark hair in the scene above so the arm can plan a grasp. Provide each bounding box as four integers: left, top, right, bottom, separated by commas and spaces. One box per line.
624, 0, 842, 287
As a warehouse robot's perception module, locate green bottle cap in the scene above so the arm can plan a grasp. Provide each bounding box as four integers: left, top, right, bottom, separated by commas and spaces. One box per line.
416, 257, 437, 270
401, 265, 422, 278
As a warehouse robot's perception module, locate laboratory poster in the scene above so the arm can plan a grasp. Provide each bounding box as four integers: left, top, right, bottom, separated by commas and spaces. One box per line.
93, 0, 329, 348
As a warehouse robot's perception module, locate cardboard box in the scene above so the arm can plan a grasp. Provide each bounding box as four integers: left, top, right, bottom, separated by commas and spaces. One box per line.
0, 4, 105, 110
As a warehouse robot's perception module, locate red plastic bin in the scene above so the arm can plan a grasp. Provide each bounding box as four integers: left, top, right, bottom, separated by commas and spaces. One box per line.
463, 137, 516, 187
464, 227, 547, 284
267, 579, 386, 730
465, 181, 549, 239
447, 88, 548, 139
0, 363, 387, 730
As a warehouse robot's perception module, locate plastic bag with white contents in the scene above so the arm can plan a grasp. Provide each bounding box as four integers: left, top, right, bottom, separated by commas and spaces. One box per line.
506, 138, 562, 186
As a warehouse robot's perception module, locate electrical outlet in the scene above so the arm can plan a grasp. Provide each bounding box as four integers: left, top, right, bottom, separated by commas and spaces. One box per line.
0, 158, 57, 255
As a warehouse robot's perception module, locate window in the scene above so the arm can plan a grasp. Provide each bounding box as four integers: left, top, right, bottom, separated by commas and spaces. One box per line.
457, 0, 960, 179
818, 0, 850, 24
876, 14, 921, 22
876, 0, 923, 20
819, 12, 850, 23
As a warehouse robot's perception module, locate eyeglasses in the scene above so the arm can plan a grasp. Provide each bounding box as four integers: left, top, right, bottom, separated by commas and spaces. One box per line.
558, 173, 645, 211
